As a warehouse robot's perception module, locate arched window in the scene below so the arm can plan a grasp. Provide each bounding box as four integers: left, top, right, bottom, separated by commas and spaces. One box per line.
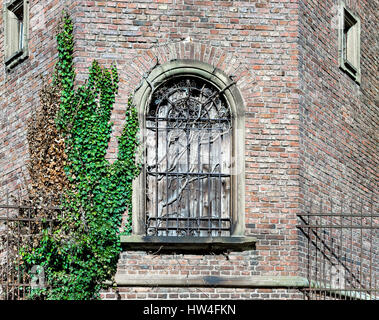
145, 77, 232, 236
132, 60, 245, 238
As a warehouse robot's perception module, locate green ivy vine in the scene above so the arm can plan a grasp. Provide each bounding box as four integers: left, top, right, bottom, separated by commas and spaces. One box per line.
22, 12, 140, 300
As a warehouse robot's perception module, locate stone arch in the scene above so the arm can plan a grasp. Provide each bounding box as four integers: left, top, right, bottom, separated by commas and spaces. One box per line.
119, 40, 257, 103
108, 40, 257, 163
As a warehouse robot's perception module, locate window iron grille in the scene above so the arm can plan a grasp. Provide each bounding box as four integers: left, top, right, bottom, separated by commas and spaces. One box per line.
145, 77, 232, 237
298, 198, 379, 300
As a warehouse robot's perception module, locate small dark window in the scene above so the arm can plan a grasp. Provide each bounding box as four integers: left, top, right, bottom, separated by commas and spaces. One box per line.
343, 10, 358, 74
12, 2, 24, 51
338, 3, 361, 83
4, 0, 29, 70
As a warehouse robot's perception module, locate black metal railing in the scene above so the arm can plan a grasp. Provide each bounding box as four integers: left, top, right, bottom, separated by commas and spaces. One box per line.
298, 198, 379, 300
0, 203, 59, 300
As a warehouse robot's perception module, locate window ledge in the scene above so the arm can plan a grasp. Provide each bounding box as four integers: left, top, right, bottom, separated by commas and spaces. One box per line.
5, 49, 28, 71
120, 235, 256, 253
114, 274, 308, 289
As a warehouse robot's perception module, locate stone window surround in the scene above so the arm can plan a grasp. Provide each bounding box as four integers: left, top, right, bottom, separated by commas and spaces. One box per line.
123, 60, 255, 251
3, 0, 29, 71
338, 1, 361, 84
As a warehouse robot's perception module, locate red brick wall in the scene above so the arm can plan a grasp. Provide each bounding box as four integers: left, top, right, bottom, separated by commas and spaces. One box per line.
0, 0, 304, 300
71, 0, 302, 299
101, 286, 304, 300
1, 0, 377, 300
297, 0, 378, 277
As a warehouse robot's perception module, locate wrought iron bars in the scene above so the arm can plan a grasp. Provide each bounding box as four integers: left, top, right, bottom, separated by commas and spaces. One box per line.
298, 197, 379, 300
145, 77, 232, 237
0, 201, 59, 300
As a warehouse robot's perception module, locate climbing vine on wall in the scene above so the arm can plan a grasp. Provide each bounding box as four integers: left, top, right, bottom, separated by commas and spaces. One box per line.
22, 12, 140, 300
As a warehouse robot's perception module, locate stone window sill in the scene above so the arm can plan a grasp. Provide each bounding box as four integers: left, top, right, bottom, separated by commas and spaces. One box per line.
5, 49, 28, 72
120, 235, 256, 253
340, 64, 361, 84
114, 274, 309, 289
